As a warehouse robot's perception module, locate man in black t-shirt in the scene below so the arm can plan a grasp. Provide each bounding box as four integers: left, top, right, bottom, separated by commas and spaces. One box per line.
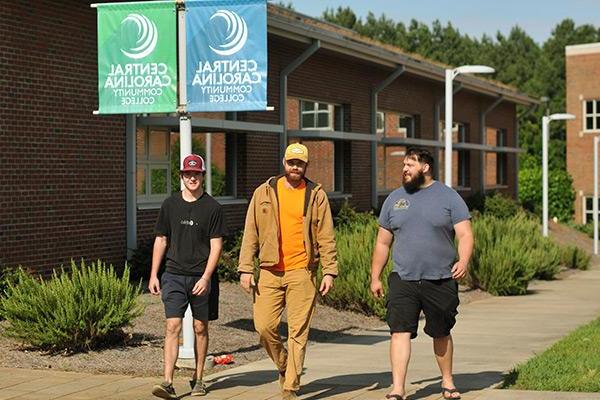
149, 154, 225, 399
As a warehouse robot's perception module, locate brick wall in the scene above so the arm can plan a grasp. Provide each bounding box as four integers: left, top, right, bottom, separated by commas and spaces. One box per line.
0, 1, 126, 273
566, 48, 600, 223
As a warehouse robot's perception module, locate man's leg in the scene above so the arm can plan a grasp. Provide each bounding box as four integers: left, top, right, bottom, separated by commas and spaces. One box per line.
193, 319, 209, 381
164, 318, 182, 383
390, 332, 411, 397
434, 334, 459, 397
282, 269, 317, 392
254, 269, 287, 373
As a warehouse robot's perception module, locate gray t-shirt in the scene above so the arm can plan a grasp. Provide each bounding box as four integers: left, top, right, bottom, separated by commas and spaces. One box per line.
378, 181, 470, 280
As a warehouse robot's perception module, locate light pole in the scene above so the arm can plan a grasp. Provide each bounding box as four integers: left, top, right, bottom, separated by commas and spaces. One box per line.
444, 65, 495, 187
594, 136, 599, 255
542, 113, 575, 237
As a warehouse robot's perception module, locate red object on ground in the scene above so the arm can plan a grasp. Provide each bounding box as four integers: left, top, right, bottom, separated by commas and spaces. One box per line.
214, 354, 234, 365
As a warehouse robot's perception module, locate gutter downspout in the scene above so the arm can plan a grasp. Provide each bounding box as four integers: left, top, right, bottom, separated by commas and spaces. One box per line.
479, 96, 504, 194
126, 115, 136, 259
279, 40, 320, 170
371, 66, 405, 210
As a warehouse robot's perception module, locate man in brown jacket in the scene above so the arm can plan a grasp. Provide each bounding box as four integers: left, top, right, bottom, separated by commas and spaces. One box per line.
238, 143, 338, 400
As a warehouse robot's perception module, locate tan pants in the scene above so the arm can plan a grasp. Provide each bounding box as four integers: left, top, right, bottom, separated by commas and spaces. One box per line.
253, 268, 317, 391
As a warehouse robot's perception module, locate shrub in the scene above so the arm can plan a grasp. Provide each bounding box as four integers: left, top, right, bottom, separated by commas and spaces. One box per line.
220, 231, 244, 282
560, 245, 591, 271
322, 213, 390, 319
519, 165, 575, 222
483, 192, 522, 219
0, 260, 143, 352
334, 200, 374, 229
470, 214, 561, 295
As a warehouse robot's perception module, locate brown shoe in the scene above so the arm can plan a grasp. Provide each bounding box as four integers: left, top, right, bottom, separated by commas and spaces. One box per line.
282, 389, 298, 400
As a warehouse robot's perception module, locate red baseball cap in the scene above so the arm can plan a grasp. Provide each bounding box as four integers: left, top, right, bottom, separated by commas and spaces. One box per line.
181, 154, 206, 172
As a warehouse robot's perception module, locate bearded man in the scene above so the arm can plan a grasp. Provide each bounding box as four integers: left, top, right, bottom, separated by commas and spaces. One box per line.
238, 143, 338, 400
370, 147, 474, 400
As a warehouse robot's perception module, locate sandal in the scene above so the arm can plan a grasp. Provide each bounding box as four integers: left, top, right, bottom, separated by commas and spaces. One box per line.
385, 394, 406, 400
441, 387, 461, 399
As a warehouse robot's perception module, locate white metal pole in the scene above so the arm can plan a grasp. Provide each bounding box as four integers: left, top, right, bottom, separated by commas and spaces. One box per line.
206, 133, 212, 195
444, 69, 454, 187
177, 3, 194, 360
542, 116, 549, 237
594, 136, 599, 255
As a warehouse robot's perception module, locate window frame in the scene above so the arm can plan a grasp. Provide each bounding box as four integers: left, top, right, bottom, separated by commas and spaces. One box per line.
300, 100, 335, 131
583, 99, 600, 132
376, 111, 385, 134
496, 128, 508, 186
137, 127, 171, 205
397, 113, 416, 138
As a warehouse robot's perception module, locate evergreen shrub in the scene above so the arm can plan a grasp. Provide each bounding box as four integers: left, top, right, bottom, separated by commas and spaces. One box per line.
0, 260, 143, 352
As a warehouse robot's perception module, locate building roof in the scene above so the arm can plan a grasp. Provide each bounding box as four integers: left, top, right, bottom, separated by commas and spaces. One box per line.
267, 4, 539, 106
566, 42, 600, 56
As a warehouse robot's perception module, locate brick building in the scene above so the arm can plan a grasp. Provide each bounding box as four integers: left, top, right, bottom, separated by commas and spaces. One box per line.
0, 2, 537, 273
566, 42, 600, 224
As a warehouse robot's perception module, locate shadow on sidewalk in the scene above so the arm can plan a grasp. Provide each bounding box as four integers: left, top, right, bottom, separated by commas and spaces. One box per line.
225, 319, 389, 346
410, 371, 504, 399
205, 369, 278, 390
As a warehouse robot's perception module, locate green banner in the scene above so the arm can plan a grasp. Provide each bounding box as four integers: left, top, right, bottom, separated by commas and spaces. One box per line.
96, 1, 177, 114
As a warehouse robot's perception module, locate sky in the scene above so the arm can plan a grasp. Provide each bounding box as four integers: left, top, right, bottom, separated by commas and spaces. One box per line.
286, 0, 599, 44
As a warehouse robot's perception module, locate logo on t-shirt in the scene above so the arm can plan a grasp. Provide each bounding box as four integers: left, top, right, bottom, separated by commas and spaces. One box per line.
180, 219, 194, 226
393, 198, 410, 210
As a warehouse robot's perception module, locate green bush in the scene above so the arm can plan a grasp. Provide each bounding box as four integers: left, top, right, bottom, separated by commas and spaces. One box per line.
0, 260, 143, 352
519, 165, 575, 222
560, 245, 591, 270
470, 214, 561, 295
220, 231, 244, 282
483, 192, 522, 219
322, 213, 390, 319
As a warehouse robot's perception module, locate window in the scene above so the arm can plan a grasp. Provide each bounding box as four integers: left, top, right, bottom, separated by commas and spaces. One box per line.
458, 150, 470, 188
398, 114, 416, 138
376, 111, 385, 134
137, 127, 171, 202
584, 100, 600, 131
137, 127, 236, 204
300, 101, 342, 130
583, 196, 600, 224
496, 129, 507, 185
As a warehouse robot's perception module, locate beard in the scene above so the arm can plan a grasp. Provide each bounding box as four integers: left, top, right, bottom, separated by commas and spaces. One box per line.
286, 170, 304, 182
402, 170, 425, 194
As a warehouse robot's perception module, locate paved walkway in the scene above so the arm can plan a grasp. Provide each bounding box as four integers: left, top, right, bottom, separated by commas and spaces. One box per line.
1, 265, 599, 399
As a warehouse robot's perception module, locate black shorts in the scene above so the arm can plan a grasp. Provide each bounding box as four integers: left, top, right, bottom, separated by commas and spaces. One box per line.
386, 272, 459, 339
161, 272, 210, 321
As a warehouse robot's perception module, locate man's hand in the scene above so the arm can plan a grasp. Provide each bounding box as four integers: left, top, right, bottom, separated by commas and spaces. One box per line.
319, 275, 334, 296
451, 260, 468, 280
240, 273, 256, 293
148, 276, 160, 295
192, 276, 210, 296
370, 278, 384, 298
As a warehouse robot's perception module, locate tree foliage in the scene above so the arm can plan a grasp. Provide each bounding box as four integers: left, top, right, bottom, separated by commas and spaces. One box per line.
320, 8, 600, 220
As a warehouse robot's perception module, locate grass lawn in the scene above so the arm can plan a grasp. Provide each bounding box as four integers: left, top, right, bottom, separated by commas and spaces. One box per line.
503, 317, 600, 392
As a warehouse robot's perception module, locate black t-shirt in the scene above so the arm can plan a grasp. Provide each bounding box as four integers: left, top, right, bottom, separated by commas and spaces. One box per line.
155, 191, 226, 276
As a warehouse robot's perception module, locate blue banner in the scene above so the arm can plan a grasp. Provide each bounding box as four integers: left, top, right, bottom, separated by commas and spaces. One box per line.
186, 0, 267, 112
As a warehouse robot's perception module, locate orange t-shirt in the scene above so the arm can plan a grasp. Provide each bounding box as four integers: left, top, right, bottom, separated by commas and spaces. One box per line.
274, 177, 308, 271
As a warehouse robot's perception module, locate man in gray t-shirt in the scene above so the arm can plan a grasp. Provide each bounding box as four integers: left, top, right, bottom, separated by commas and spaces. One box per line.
371, 147, 473, 400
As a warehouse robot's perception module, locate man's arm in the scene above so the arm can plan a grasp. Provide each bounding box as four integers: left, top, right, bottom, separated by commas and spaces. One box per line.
314, 192, 337, 296
370, 227, 393, 298
452, 219, 473, 280
192, 237, 223, 296
148, 235, 167, 295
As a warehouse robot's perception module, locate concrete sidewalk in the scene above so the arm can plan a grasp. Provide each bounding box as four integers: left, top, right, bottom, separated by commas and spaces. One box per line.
0, 266, 599, 399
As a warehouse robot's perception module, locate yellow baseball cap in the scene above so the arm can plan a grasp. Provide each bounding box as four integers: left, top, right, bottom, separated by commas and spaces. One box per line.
284, 143, 309, 163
